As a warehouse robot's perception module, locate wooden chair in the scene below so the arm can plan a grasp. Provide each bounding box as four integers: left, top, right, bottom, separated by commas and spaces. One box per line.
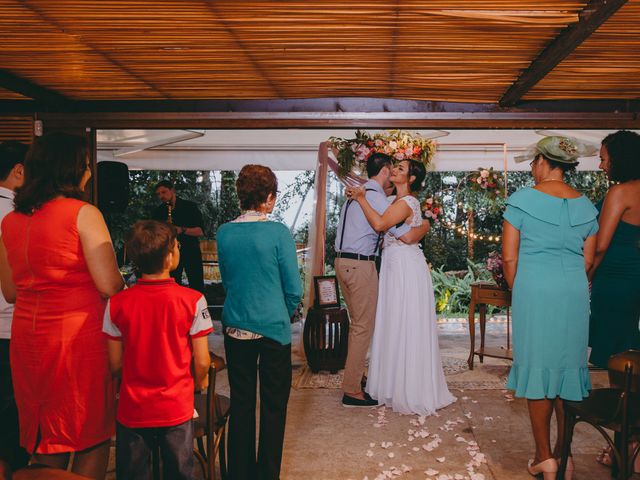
13, 465, 91, 479
193, 352, 230, 480
559, 350, 640, 480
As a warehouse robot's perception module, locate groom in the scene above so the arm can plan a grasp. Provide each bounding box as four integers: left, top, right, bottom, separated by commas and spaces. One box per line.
335, 153, 428, 407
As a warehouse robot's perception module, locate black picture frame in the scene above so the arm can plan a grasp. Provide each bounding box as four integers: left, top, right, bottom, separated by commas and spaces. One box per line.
313, 275, 340, 308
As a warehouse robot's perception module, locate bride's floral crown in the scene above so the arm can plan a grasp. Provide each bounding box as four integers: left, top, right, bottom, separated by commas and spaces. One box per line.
329, 129, 436, 178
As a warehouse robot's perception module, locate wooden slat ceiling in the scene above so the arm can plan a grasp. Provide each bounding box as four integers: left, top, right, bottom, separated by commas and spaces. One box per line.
0, 116, 33, 143
0, 0, 638, 103
525, 0, 640, 100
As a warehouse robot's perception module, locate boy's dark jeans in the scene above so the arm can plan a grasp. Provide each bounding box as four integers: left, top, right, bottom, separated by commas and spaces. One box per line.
0, 339, 30, 471
224, 334, 292, 480
116, 419, 194, 480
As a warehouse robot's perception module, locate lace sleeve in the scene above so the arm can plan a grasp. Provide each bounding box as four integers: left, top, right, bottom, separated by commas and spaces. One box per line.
400, 196, 423, 227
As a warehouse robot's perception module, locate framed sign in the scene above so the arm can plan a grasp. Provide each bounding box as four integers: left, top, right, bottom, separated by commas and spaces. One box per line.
313, 275, 341, 308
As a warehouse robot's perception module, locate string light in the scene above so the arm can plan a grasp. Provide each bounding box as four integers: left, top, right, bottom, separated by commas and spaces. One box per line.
436, 219, 501, 243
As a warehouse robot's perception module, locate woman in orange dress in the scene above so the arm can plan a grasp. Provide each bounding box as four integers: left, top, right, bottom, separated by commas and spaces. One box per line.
0, 132, 124, 479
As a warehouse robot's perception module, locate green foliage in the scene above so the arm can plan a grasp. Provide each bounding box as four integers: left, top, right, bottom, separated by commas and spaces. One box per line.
430, 260, 499, 315
218, 171, 241, 225
421, 223, 468, 271
274, 171, 315, 214
272, 171, 315, 241
417, 170, 608, 268
327, 129, 368, 177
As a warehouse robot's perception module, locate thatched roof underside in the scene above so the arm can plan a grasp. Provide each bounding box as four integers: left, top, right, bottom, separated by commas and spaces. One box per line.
1, 0, 639, 105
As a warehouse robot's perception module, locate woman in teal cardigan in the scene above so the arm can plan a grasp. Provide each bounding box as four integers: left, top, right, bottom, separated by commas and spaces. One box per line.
216, 164, 302, 480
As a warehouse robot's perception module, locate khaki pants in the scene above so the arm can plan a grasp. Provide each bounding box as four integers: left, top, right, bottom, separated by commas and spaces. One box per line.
335, 257, 378, 395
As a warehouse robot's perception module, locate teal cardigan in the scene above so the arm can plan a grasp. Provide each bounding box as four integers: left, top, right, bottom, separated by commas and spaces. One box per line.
216, 221, 303, 345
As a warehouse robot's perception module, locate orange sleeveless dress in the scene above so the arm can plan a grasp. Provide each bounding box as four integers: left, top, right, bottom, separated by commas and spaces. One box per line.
2, 197, 116, 454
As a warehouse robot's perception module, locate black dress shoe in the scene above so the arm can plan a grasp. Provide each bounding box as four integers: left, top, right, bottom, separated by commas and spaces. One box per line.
342, 393, 378, 408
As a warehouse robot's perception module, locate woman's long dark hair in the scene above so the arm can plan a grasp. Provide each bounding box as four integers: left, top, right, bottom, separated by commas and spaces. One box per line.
602, 130, 640, 183
14, 132, 88, 214
407, 159, 426, 192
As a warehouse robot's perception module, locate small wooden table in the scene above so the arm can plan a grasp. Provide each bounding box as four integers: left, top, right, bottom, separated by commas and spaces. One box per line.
467, 281, 512, 370
303, 306, 349, 373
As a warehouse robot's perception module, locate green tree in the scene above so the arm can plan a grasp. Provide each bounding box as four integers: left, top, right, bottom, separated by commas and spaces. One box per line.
218, 171, 240, 225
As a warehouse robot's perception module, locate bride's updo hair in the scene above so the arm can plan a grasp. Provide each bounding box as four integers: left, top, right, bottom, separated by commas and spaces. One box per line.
407, 159, 427, 192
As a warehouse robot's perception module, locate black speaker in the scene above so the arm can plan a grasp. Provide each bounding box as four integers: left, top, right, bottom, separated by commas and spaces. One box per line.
97, 161, 129, 213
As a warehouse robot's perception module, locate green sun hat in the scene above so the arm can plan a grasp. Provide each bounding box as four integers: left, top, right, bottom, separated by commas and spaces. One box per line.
515, 136, 598, 164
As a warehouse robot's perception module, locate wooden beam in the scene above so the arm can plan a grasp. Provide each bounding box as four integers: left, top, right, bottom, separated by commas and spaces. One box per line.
0, 70, 70, 107
3, 98, 639, 115
500, 0, 628, 106
37, 110, 640, 130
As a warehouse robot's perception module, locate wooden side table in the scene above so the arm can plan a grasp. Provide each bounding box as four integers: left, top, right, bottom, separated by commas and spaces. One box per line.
467, 281, 512, 370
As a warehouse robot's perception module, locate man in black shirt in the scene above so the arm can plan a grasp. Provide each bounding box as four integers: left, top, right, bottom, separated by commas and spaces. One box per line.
152, 180, 205, 292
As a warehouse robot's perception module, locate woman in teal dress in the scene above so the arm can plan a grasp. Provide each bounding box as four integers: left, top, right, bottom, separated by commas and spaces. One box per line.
589, 130, 640, 369
502, 136, 598, 480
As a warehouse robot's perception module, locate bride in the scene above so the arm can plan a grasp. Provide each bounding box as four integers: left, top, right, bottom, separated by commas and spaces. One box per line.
346, 159, 456, 415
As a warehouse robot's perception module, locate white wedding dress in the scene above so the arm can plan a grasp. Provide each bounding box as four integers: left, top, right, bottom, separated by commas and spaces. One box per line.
366, 195, 456, 415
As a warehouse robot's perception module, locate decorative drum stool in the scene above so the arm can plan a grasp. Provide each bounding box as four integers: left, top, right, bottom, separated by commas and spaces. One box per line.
303, 306, 349, 373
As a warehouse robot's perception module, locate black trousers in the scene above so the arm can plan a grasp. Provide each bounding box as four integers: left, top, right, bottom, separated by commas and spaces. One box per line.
171, 245, 204, 293
224, 335, 291, 480
0, 339, 29, 470
116, 419, 194, 480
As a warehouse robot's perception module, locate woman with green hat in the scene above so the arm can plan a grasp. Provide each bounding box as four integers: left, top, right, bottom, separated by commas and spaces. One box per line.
503, 136, 599, 480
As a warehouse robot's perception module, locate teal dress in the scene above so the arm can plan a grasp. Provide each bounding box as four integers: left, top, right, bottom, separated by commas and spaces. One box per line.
504, 187, 599, 401
589, 202, 640, 368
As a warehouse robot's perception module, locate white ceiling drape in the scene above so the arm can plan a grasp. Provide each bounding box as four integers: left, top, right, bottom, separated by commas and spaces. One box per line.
98, 129, 628, 172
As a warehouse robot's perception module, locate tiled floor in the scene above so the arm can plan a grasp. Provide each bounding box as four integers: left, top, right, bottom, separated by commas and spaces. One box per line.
102, 318, 631, 479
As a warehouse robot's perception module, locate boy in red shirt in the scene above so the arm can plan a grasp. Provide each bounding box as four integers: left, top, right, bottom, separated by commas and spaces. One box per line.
103, 220, 212, 480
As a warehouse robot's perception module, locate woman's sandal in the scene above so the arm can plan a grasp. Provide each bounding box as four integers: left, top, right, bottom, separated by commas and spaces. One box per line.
596, 446, 613, 467
528, 458, 558, 480
596, 444, 640, 473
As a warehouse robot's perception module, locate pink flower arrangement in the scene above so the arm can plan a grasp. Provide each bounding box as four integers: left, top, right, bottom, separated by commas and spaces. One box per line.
422, 197, 443, 222
467, 167, 504, 199
329, 130, 436, 178
486, 251, 509, 290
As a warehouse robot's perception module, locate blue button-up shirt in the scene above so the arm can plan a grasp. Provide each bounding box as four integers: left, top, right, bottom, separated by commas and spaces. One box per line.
335, 180, 411, 256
